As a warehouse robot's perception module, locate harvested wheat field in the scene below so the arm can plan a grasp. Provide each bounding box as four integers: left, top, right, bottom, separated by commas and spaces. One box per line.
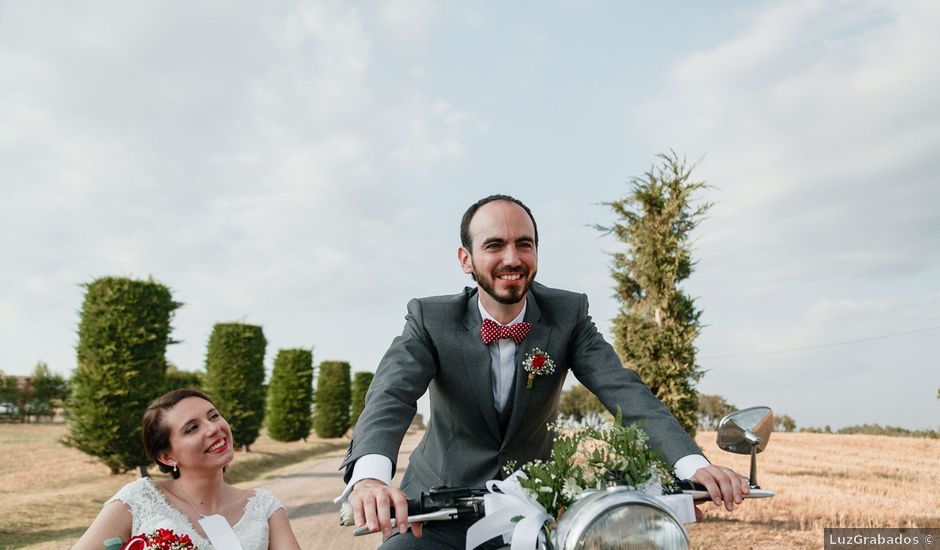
2, 424, 938, 549
686, 431, 940, 549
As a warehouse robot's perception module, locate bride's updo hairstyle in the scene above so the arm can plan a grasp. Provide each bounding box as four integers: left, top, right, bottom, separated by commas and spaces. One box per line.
142, 388, 217, 479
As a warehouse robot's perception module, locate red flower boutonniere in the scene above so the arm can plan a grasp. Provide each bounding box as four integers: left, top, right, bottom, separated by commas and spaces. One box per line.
523, 347, 555, 389
121, 528, 195, 550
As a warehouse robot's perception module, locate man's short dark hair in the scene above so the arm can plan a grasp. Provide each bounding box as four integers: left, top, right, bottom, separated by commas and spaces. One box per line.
460, 194, 539, 250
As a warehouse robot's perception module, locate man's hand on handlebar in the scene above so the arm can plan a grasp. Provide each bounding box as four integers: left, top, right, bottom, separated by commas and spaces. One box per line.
349, 478, 424, 540
691, 463, 750, 512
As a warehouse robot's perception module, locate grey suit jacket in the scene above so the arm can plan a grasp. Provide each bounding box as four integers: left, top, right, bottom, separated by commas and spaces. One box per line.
340, 282, 701, 498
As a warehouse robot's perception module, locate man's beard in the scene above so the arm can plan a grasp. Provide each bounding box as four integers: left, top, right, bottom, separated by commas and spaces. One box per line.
473, 263, 536, 305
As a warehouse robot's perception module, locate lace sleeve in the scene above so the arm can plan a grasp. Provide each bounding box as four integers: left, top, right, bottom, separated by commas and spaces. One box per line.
105, 482, 135, 507
253, 489, 286, 519
103, 478, 153, 533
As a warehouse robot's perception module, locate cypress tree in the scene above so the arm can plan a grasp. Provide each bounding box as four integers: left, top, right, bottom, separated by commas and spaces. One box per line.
66, 276, 180, 474
159, 363, 203, 395
204, 323, 267, 451
314, 361, 351, 438
266, 349, 314, 442
600, 152, 711, 436
350, 371, 374, 428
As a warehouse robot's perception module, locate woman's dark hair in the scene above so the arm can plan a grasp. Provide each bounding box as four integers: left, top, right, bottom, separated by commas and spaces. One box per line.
141, 388, 216, 479
459, 194, 539, 250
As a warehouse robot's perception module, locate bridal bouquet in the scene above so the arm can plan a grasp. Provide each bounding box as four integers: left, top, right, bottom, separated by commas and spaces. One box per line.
466, 414, 680, 549
505, 413, 676, 521
120, 529, 195, 550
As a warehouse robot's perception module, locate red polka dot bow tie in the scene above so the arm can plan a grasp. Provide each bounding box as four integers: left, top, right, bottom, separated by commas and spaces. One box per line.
481, 318, 531, 345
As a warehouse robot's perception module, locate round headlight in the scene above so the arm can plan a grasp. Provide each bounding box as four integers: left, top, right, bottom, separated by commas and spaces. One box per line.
553, 487, 689, 550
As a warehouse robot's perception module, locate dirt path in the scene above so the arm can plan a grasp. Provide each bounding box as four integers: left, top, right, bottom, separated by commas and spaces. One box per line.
250, 430, 424, 550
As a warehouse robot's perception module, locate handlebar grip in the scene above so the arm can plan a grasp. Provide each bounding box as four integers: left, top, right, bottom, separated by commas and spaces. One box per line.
674, 479, 708, 492
389, 497, 426, 518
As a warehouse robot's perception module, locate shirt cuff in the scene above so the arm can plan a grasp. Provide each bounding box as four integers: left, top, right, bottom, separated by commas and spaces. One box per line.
673, 454, 710, 480
333, 454, 393, 504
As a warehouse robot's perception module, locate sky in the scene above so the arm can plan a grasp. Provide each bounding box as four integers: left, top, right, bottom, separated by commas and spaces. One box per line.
1, 0, 938, 431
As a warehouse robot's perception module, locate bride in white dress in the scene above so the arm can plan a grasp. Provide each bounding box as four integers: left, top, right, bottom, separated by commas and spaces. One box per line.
73, 389, 301, 550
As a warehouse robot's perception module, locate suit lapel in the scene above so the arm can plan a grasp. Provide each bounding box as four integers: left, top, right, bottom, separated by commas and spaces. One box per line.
501, 293, 551, 448
460, 291, 502, 442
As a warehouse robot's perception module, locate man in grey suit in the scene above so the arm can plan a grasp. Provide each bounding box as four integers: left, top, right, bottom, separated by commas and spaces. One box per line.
338, 195, 749, 548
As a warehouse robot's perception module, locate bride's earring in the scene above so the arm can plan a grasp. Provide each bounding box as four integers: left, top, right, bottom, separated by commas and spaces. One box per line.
173, 462, 178, 473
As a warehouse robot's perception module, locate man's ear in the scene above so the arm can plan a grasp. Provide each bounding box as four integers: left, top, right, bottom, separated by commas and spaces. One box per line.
457, 247, 474, 275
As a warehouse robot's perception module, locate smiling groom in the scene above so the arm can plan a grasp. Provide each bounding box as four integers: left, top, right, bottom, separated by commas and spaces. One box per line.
337, 194, 749, 549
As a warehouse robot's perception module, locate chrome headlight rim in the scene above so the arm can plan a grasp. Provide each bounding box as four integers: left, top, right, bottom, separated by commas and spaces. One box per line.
553, 486, 690, 550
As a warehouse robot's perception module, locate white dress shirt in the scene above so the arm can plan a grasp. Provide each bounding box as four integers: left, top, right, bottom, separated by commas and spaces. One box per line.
335, 297, 709, 503
479, 299, 527, 413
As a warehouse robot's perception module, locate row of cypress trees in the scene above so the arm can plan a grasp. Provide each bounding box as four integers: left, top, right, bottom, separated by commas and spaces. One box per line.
66, 276, 372, 474
310, 364, 373, 438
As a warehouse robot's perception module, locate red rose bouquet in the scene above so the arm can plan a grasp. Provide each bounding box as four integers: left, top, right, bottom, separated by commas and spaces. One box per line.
120, 529, 195, 550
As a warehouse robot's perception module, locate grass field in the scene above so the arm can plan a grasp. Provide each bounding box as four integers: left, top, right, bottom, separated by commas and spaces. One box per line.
2, 425, 938, 549
0, 423, 347, 550
687, 430, 940, 549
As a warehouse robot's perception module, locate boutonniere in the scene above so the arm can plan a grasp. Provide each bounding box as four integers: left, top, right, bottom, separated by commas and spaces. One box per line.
523, 347, 555, 389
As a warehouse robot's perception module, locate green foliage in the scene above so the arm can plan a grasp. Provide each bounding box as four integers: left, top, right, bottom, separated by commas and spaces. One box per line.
508, 418, 673, 522
774, 414, 797, 433
204, 323, 267, 450
1, 376, 21, 420
314, 361, 351, 438
266, 349, 314, 442
25, 362, 69, 420
558, 384, 606, 421
800, 423, 938, 439
0, 375, 18, 403
600, 152, 711, 436
350, 371, 374, 428
66, 276, 180, 473
160, 364, 204, 395
697, 394, 735, 430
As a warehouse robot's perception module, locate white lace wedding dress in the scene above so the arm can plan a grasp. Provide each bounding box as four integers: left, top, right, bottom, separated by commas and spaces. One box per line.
106, 478, 285, 550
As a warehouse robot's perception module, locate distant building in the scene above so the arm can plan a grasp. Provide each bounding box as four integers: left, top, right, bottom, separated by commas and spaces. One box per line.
0, 370, 35, 393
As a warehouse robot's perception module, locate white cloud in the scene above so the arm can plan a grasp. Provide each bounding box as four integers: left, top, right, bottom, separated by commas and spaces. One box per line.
376, 0, 440, 43
1, 1, 935, 431
640, 0, 940, 290
635, 0, 940, 429
0, 2, 485, 376
388, 99, 489, 172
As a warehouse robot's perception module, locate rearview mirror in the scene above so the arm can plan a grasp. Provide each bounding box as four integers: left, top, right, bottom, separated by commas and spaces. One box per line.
716, 406, 774, 488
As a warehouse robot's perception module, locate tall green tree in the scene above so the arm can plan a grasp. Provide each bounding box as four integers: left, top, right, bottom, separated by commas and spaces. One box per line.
66, 276, 179, 474
314, 361, 351, 438
600, 152, 711, 436
160, 363, 204, 395
696, 394, 735, 430
266, 349, 314, 442
204, 323, 267, 451
774, 414, 797, 433
26, 362, 69, 421
350, 371, 374, 428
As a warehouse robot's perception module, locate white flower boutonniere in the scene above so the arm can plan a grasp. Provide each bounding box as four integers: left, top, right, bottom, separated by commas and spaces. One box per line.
522, 347, 555, 389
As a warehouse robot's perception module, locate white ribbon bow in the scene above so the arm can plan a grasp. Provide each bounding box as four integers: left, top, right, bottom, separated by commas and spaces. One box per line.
466, 471, 551, 550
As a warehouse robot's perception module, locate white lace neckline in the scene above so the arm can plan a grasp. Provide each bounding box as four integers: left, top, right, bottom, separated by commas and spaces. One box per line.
144, 477, 258, 547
